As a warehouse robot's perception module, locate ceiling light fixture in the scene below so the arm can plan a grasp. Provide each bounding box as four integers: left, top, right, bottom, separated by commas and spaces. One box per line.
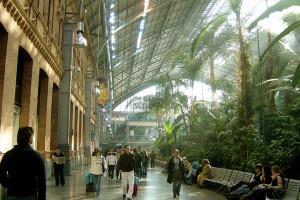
74, 22, 87, 48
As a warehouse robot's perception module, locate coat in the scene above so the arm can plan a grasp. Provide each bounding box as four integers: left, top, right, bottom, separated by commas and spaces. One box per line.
90, 155, 107, 175
167, 156, 185, 184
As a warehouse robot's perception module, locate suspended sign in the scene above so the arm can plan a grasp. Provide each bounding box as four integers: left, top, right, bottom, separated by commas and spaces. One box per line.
97, 78, 109, 105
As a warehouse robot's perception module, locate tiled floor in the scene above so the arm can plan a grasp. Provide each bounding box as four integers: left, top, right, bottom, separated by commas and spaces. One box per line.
46, 166, 226, 200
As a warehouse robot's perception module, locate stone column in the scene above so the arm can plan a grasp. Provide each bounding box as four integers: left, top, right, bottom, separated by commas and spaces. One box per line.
84, 77, 93, 165
57, 23, 75, 176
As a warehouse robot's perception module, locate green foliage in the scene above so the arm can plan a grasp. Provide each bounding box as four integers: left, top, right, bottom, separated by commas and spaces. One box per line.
151, 0, 300, 178
248, 0, 300, 31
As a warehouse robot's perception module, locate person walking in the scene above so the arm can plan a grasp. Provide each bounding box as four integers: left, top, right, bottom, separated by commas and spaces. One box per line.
167, 149, 185, 198
149, 149, 156, 168
133, 148, 142, 179
106, 147, 117, 180
118, 145, 135, 200
51, 147, 66, 186
0, 126, 46, 200
90, 149, 107, 198
116, 146, 123, 180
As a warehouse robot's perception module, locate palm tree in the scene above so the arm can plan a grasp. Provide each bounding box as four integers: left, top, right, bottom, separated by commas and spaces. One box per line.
191, 15, 236, 107
248, 0, 300, 87
230, 0, 253, 126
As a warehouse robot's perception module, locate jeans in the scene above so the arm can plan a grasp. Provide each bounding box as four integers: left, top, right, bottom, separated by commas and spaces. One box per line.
116, 164, 120, 179
150, 159, 155, 168
234, 184, 250, 198
173, 176, 182, 196
108, 165, 115, 179
142, 163, 147, 176
5, 196, 37, 200
136, 165, 142, 178
187, 169, 196, 184
92, 174, 103, 196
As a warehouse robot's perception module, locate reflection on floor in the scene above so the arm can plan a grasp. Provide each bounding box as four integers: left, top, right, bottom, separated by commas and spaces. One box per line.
46, 166, 226, 200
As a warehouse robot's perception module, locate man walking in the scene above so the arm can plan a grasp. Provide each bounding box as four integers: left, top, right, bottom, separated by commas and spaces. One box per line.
0, 126, 46, 200
52, 147, 66, 186
118, 145, 135, 200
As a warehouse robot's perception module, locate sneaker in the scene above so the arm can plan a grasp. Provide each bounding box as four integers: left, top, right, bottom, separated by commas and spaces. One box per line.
123, 194, 126, 198
173, 195, 176, 198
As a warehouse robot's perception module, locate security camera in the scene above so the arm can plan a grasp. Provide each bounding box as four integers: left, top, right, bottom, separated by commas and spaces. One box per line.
76, 66, 81, 72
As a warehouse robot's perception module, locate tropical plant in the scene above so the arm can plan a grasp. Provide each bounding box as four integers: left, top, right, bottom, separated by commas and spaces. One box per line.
247, 0, 300, 87
230, 0, 253, 126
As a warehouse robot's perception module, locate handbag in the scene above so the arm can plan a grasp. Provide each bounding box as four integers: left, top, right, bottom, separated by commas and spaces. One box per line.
101, 157, 106, 173
267, 189, 284, 199
167, 173, 173, 184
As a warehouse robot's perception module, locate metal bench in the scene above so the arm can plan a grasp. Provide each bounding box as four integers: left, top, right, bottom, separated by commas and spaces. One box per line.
206, 169, 232, 189
216, 170, 239, 193
266, 178, 300, 200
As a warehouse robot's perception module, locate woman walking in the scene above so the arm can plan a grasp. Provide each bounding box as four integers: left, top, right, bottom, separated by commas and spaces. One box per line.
167, 149, 185, 198
90, 149, 107, 198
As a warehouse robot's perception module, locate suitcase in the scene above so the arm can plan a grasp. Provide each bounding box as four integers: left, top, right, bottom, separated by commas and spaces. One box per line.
127, 183, 138, 196
86, 182, 95, 193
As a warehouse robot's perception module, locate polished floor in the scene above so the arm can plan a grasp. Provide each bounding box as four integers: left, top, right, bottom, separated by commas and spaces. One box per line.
46, 165, 226, 200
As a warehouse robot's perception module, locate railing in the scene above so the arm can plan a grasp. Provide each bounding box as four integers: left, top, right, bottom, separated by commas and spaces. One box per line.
21, 0, 62, 64
99, 134, 157, 144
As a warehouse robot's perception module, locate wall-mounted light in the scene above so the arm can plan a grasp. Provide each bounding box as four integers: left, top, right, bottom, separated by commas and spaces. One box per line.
94, 81, 100, 95
70, 65, 81, 72
74, 22, 87, 48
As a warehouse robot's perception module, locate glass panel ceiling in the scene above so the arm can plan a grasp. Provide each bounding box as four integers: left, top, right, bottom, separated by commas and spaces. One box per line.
83, 0, 281, 108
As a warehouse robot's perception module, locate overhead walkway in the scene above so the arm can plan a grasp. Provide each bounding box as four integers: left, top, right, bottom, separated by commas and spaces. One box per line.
46, 165, 226, 200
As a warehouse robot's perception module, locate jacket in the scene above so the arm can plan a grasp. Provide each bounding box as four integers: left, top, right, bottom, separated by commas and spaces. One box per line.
106, 152, 117, 165
118, 152, 135, 172
90, 155, 107, 175
0, 144, 46, 200
167, 156, 185, 184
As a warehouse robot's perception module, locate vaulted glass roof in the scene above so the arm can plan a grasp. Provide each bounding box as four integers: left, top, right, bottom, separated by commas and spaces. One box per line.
81, 0, 229, 108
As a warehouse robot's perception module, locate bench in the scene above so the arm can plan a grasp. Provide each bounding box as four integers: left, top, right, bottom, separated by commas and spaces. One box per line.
266, 179, 300, 200
158, 160, 300, 200
209, 169, 300, 200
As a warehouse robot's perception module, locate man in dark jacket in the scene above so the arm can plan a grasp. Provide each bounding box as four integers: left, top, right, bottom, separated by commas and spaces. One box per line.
0, 126, 46, 200
118, 145, 135, 200
52, 147, 65, 186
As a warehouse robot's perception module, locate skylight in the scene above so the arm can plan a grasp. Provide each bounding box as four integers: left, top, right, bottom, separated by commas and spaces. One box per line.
136, 0, 150, 49
109, 0, 116, 59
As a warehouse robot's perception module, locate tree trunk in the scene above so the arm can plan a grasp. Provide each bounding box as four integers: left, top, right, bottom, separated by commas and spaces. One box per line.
267, 30, 276, 112
236, 12, 251, 126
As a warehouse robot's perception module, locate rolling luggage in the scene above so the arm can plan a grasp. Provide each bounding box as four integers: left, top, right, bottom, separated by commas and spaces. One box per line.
86, 182, 95, 193
84, 172, 95, 193
127, 176, 139, 196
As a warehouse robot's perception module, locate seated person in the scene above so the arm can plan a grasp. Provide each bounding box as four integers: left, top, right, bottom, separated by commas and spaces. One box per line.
197, 159, 212, 187
244, 165, 284, 200
226, 164, 263, 200
240, 167, 272, 200
182, 157, 191, 181
186, 161, 201, 185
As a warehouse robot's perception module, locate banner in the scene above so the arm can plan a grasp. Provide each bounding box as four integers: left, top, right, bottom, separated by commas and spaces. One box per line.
97, 78, 109, 105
